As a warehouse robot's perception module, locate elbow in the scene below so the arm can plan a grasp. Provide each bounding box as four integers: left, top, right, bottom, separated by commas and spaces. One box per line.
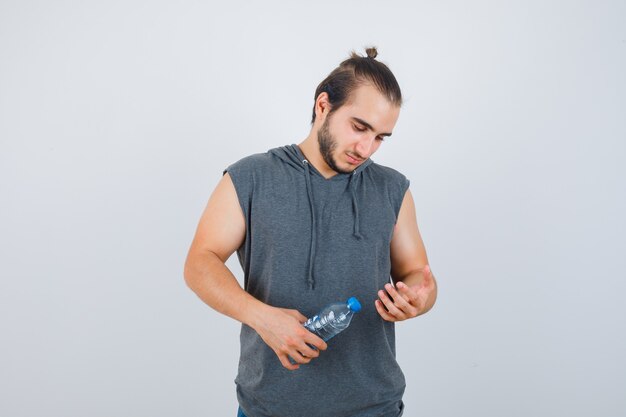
183, 249, 220, 289
183, 254, 199, 289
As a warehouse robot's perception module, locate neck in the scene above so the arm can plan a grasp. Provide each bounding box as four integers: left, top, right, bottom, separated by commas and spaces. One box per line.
298, 132, 338, 179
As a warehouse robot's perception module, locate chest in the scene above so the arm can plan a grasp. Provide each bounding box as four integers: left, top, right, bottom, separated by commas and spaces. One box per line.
250, 174, 397, 247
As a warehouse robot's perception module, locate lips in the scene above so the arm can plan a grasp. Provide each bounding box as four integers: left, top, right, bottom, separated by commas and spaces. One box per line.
346, 153, 363, 164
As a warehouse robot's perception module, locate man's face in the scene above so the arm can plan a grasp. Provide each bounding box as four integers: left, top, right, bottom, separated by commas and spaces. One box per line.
317, 83, 400, 174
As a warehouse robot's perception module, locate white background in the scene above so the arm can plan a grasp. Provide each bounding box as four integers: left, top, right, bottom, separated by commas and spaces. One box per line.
1, 1, 625, 416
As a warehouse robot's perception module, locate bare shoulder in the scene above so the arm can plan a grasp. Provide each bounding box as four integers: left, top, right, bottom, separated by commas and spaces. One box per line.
186, 173, 246, 262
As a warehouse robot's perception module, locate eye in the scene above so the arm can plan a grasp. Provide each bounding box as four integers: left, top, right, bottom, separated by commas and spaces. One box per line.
376, 136, 385, 142
353, 124, 366, 132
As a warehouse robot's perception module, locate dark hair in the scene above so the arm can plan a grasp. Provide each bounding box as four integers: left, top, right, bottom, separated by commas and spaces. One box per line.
310, 46, 402, 125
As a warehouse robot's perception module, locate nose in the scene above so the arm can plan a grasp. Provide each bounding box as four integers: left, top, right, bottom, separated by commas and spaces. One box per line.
354, 135, 377, 158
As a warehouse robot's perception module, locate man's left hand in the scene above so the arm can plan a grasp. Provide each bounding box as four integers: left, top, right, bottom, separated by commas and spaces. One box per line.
375, 265, 436, 322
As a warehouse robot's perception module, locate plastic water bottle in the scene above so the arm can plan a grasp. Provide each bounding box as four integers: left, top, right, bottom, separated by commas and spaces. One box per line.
303, 297, 362, 341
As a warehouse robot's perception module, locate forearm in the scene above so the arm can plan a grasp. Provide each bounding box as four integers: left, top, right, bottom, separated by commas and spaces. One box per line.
184, 251, 269, 328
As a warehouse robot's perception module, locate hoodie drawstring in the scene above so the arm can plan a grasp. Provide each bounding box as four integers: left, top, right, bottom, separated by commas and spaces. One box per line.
349, 172, 363, 240
296, 149, 368, 290
302, 159, 317, 290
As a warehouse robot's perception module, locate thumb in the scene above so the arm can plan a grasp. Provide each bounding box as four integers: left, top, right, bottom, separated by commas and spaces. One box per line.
410, 265, 430, 289
420, 265, 433, 287
424, 265, 431, 278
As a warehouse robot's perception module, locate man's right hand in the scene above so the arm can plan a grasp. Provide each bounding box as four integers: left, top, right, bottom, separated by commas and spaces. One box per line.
253, 306, 328, 370
184, 173, 327, 370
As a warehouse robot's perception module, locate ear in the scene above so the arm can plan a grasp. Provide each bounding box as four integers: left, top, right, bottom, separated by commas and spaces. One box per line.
315, 92, 332, 121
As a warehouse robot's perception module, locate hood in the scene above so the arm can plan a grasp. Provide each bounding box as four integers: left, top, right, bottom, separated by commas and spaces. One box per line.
268, 144, 373, 177
268, 144, 373, 290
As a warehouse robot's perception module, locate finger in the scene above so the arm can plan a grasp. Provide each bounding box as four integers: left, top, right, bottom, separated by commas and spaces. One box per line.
289, 349, 312, 364
385, 283, 412, 308
396, 281, 418, 304
298, 345, 320, 363
391, 282, 419, 317
298, 342, 321, 359
375, 299, 396, 322
279, 354, 300, 370
304, 332, 328, 352
378, 289, 406, 320
385, 283, 419, 317
397, 282, 424, 308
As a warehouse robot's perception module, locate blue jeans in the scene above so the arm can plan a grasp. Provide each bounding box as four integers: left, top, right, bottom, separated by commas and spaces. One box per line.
237, 406, 247, 417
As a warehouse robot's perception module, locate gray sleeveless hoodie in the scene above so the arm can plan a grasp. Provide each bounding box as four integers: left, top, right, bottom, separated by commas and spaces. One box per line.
223, 144, 410, 417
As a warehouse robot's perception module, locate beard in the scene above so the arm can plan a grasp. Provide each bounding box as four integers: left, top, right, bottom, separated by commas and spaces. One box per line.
317, 116, 353, 175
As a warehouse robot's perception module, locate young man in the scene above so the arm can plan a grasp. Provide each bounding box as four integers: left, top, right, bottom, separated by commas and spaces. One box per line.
184, 47, 437, 417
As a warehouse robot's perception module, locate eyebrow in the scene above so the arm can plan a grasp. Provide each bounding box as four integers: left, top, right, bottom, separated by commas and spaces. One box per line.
351, 117, 393, 137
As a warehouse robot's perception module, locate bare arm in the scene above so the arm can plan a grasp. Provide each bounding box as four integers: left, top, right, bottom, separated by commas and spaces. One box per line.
375, 188, 438, 321
183, 172, 260, 324
183, 173, 326, 369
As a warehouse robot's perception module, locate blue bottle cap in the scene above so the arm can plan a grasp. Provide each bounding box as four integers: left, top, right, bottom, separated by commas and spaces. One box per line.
347, 297, 362, 312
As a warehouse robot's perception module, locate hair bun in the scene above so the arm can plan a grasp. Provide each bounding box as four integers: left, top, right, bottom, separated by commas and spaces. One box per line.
365, 47, 378, 59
